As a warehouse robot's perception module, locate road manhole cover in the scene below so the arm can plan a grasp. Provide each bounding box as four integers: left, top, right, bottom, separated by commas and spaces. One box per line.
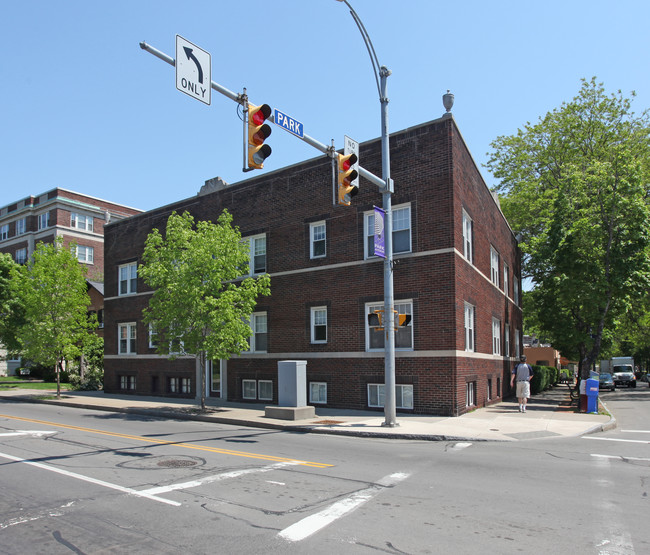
157, 459, 199, 468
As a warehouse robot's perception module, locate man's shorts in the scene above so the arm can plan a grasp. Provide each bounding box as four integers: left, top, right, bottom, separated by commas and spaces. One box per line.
516, 381, 530, 399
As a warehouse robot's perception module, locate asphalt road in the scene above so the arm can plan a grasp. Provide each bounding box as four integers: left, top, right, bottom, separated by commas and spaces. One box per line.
0, 389, 648, 555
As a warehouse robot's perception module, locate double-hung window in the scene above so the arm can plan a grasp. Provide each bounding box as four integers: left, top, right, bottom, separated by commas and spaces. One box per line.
0, 224, 8, 240
504, 324, 510, 358
311, 307, 327, 343
310, 221, 326, 259
310, 382, 327, 404
243, 234, 266, 275
504, 263, 509, 296
119, 262, 137, 295
462, 210, 473, 262
492, 317, 501, 355
71, 213, 93, 232
490, 247, 500, 286
514, 276, 520, 306
118, 323, 137, 354
367, 384, 414, 409
16, 218, 26, 236
247, 312, 268, 353
464, 303, 475, 352
366, 301, 413, 351
365, 204, 411, 258
15, 248, 27, 265
243, 379, 273, 400
75, 245, 94, 264
38, 212, 49, 230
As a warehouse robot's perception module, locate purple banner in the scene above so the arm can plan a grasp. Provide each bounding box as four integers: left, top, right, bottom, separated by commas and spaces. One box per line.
374, 207, 386, 258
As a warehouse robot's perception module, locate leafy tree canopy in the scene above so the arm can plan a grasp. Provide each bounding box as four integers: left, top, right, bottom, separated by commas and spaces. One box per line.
487, 78, 650, 375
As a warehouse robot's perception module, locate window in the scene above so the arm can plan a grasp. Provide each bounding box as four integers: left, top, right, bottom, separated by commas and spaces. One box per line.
243, 234, 266, 275
75, 245, 94, 264
504, 324, 510, 358
247, 312, 268, 353
38, 212, 49, 230
490, 247, 500, 286
120, 375, 136, 390
310, 382, 327, 404
310, 221, 326, 258
311, 307, 327, 343
118, 322, 137, 354
464, 303, 475, 352
16, 218, 26, 235
0, 224, 8, 240
503, 263, 509, 296
15, 248, 27, 265
242, 379, 257, 400
366, 301, 413, 351
462, 210, 473, 262
492, 318, 501, 355
367, 384, 414, 409
71, 213, 93, 232
148, 323, 159, 349
258, 380, 273, 401
119, 262, 138, 295
514, 328, 521, 358
466, 382, 476, 407
169, 377, 191, 394
487, 378, 493, 401
514, 276, 520, 306
365, 204, 411, 258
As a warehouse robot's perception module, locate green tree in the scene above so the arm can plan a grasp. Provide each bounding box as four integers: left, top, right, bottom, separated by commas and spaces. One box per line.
10, 239, 98, 397
139, 210, 271, 410
487, 78, 650, 377
0, 253, 25, 356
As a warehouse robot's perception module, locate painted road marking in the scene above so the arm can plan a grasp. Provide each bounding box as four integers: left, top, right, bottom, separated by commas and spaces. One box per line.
591, 454, 650, 462
583, 436, 650, 445
0, 450, 180, 506
0, 431, 56, 438
278, 472, 410, 542
0, 413, 332, 469
140, 461, 299, 496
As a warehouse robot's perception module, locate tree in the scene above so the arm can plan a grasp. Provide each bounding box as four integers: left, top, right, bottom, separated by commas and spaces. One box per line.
487, 78, 650, 377
0, 253, 25, 356
10, 239, 97, 397
139, 210, 271, 410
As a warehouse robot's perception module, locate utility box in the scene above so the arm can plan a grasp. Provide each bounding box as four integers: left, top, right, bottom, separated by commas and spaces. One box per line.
264, 360, 315, 421
585, 377, 599, 414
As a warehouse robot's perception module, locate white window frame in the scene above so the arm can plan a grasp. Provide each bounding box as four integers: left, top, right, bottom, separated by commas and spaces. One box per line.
169, 377, 191, 394
38, 212, 49, 230
242, 234, 266, 275
367, 384, 414, 409
514, 328, 521, 358
466, 382, 476, 407
0, 224, 8, 240
120, 375, 136, 390
505, 324, 510, 358
16, 218, 26, 236
310, 306, 327, 344
75, 245, 94, 264
492, 317, 501, 355
310, 221, 326, 259
310, 382, 327, 404
366, 301, 413, 352
258, 380, 273, 401
464, 302, 475, 352
462, 210, 473, 263
503, 263, 509, 296
118, 322, 137, 355
15, 248, 27, 265
118, 262, 137, 296
242, 379, 257, 400
490, 246, 500, 287
70, 212, 93, 232
246, 312, 268, 353
514, 276, 520, 306
148, 323, 158, 349
364, 203, 411, 259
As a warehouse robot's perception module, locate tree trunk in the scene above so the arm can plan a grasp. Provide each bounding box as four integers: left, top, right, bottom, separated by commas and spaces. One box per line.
199, 351, 206, 412
56, 358, 62, 399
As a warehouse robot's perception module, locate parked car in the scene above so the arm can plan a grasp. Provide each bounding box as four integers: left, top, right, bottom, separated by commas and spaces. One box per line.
612, 368, 637, 388
598, 373, 615, 391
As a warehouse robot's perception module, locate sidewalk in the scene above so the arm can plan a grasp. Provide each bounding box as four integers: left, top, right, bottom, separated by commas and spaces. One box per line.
0, 385, 614, 442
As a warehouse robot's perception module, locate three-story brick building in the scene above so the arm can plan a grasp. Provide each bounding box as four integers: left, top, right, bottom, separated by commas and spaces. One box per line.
103, 115, 522, 416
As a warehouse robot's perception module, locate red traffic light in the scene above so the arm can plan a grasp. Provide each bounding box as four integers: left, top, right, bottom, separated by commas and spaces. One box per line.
248, 103, 273, 170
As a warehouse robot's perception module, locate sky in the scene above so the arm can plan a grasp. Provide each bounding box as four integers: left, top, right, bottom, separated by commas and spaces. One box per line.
2, 0, 649, 212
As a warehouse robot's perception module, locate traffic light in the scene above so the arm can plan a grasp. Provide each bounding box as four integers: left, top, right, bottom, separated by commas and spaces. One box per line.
337, 153, 359, 205
368, 310, 383, 328
247, 103, 272, 170
398, 314, 411, 327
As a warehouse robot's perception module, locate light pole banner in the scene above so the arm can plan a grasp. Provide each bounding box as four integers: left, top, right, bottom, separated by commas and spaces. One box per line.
374, 206, 386, 258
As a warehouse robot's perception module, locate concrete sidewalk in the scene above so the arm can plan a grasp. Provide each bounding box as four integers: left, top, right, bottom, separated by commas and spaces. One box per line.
0, 385, 614, 442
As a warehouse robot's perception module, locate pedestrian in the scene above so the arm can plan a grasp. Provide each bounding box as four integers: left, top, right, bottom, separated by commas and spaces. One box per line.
511, 355, 533, 412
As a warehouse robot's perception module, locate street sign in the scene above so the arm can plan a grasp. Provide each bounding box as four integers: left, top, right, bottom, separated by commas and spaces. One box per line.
274, 109, 304, 138
175, 35, 211, 105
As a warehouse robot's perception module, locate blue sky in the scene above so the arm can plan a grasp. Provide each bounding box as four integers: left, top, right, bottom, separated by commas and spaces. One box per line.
1, 0, 649, 212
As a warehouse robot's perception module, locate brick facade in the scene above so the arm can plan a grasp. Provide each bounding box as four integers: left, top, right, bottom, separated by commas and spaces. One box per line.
103, 116, 522, 416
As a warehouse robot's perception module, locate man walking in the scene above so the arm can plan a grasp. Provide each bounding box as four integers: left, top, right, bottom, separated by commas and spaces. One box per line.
511, 355, 533, 412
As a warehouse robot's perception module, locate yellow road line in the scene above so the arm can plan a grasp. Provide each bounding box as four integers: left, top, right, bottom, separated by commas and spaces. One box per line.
0, 413, 333, 469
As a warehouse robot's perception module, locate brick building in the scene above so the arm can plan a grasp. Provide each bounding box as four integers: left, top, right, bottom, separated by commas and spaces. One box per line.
0, 189, 142, 372
103, 115, 522, 416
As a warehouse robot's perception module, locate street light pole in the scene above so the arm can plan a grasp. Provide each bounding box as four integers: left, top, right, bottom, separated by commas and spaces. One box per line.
336, 0, 397, 427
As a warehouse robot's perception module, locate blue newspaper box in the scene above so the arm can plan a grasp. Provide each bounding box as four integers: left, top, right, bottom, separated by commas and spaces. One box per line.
585, 378, 599, 414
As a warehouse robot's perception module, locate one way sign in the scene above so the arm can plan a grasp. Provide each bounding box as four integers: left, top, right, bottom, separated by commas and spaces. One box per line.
175, 35, 211, 105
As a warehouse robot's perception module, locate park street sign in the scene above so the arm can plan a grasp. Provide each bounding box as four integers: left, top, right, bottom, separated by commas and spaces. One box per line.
274, 109, 304, 138
175, 35, 211, 105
